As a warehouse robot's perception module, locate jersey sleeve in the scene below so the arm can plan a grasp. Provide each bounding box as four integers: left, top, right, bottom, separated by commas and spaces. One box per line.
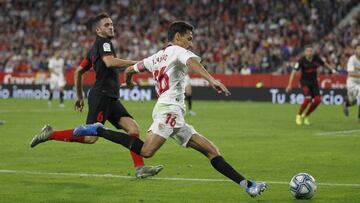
98, 38, 114, 58
178, 48, 201, 65
134, 55, 154, 73
347, 56, 355, 72
79, 58, 92, 71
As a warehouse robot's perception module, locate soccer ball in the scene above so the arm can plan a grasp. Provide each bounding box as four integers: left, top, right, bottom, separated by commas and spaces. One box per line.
289, 173, 317, 199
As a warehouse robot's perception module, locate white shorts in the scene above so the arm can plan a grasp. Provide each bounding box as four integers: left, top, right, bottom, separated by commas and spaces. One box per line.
50, 74, 66, 90
148, 103, 197, 147
346, 78, 360, 102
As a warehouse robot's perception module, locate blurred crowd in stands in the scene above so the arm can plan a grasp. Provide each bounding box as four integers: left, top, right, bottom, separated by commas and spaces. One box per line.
0, 0, 359, 75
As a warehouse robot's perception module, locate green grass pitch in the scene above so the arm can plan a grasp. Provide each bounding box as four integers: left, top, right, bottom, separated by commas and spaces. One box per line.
0, 99, 359, 203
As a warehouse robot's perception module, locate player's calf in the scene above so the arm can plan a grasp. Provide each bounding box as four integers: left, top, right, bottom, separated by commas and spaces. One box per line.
83, 136, 99, 144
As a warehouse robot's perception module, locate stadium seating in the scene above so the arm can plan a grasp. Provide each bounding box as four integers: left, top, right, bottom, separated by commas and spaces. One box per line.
0, 0, 359, 74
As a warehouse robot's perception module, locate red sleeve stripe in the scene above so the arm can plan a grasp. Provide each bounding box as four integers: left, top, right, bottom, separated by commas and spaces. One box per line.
79, 58, 91, 70
137, 60, 145, 72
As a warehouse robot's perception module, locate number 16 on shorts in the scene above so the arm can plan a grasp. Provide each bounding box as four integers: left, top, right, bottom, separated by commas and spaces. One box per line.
165, 114, 176, 127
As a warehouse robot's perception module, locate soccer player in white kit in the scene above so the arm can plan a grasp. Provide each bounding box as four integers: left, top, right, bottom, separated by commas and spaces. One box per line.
73, 21, 267, 197
342, 44, 360, 120
48, 51, 66, 107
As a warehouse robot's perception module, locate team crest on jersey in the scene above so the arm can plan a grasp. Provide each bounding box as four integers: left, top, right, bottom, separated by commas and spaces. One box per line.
103, 43, 111, 52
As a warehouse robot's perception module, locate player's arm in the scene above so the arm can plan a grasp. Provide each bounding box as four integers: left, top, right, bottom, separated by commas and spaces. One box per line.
74, 58, 91, 112
324, 62, 337, 73
348, 71, 360, 78
319, 55, 337, 73
186, 58, 231, 96
124, 66, 137, 86
124, 61, 146, 86
102, 55, 138, 69
286, 69, 297, 93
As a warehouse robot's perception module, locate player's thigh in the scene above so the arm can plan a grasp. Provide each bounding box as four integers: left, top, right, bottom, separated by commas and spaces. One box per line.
49, 78, 57, 90
118, 117, 140, 134
58, 76, 66, 90
107, 100, 138, 132
309, 84, 320, 98
187, 133, 220, 159
347, 81, 360, 101
301, 84, 311, 98
86, 92, 110, 124
141, 131, 167, 157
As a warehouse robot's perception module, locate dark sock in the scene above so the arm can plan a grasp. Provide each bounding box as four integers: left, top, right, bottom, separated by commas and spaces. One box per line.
60, 91, 64, 104
97, 128, 144, 155
210, 156, 249, 186
49, 91, 53, 101
358, 105, 360, 119
187, 95, 192, 110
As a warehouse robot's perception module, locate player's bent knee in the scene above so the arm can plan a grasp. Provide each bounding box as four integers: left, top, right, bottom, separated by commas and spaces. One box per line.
128, 129, 140, 137
140, 147, 156, 158
84, 136, 99, 144
141, 150, 155, 158
125, 124, 140, 135
207, 146, 221, 160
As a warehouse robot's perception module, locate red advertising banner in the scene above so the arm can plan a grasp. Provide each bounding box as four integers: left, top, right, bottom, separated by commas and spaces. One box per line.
0, 71, 347, 89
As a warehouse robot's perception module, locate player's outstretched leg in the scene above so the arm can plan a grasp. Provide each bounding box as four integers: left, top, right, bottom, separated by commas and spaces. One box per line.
31, 124, 88, 148
187, 133, 267, 198
296, 97, 311, 125
73, 123, 164, 178
303, 96, 321, 125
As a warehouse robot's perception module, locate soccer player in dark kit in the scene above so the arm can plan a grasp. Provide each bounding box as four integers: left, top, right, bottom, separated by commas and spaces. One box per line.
286, 45, 336, 125
30, 12, 163, 178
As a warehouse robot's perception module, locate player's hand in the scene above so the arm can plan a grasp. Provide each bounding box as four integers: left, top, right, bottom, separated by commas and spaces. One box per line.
121, 80, 137, 87
331, 68, 339, 74
75, 98, 84, 112
285, 85, 292, 93
210, 80, 231, 96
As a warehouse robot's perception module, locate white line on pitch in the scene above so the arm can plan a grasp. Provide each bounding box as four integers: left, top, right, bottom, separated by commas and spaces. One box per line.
315, 129, 360, 136
0, 169, 359, 187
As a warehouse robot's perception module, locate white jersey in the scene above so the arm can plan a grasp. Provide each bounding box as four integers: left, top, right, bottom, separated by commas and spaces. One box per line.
346, 54, 360, 102
48, 57, 65, 77
134, 45, 200, 110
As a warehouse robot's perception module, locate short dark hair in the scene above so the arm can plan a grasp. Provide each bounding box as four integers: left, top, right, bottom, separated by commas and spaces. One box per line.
167, 21, 194, 41
92, 12, 110, 28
